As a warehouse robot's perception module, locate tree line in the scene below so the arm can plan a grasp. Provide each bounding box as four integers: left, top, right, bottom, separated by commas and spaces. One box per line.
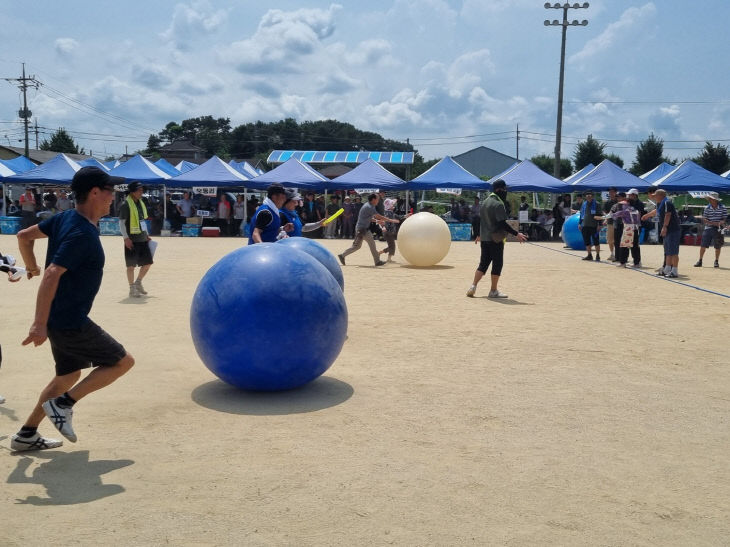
39, 118, 730, 179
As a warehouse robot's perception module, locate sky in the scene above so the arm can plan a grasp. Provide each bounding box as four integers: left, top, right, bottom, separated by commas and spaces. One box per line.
0, 0, 728, 170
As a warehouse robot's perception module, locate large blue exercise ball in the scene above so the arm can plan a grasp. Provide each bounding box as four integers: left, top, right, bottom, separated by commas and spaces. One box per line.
562, 213, 586, 250
190, 244, 348, 391
276, 237, 344, 291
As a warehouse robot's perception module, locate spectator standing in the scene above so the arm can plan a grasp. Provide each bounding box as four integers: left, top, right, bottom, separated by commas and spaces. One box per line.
342, 196, 355, 239
56, 190, 74, 212
603, 187, 618, 261
119, 182, 153, 297
280, 189, 303, 237
217, 193, 231, 236
655, 189, 681, 277
578, 191, 601, 261
19, 187, 37, 229
694, 192, 727, 268
176, 191, 195, 220
324, 195, 340, 239
233, 194, 246, 236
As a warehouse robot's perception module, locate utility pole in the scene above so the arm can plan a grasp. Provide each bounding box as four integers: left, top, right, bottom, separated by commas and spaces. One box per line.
34, 118, 39, 149
3, 63, 41, 158
544, 2, 589, 178
516, 124, 520, 160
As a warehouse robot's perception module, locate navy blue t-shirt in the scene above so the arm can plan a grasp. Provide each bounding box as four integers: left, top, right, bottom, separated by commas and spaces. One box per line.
38, 210, 105, 329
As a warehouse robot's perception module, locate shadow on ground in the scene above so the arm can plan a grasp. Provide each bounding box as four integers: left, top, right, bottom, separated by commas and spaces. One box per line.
191, 376, 354, 416
6, 450, 134, 505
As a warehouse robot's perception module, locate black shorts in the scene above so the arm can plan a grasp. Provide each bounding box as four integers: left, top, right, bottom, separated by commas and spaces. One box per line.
582, 226, 599, 246
477, 240, 504, 276
48, 320, 127, 376
125, 240, 153, 267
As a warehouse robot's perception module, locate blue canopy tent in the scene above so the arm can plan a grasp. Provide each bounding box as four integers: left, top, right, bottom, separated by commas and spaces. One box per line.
6, 153, 80, 185
1, 155, 36, 173
0, 163, 15, 215
652, 160, 730, 192
168, 156, 250, 188
489, 160, 569, 193
78, 158, 110, 171
229, 160, 260, 179
154, 158, 181, 177
563, 163, 594, 184
639, 162, 676, 184
4, 154, 81, 216
104, 159, 120, 170
571, 159, 650, 192
722, 168, 730, 178
249, 158, 329, 190
175, 160, 198, 173
407, 156, 486, 190
328, 158, 407, 191
109, 155, 171, 184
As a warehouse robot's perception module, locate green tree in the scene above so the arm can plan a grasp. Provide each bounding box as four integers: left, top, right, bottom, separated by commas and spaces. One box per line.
605, 153, 624, 168
629, 133, 673, 175
530, 154, 572, 178
572, 134, 606, 170
146, 134, 162, 153
694, 141, 730, 174
159, 122, 183, 143
40, 128, 83, 154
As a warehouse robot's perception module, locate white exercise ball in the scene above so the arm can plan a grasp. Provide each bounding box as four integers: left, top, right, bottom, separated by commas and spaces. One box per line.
397, 212, 452, 266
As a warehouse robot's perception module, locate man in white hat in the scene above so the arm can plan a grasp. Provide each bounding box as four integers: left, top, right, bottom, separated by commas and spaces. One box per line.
694, 192, 727, 268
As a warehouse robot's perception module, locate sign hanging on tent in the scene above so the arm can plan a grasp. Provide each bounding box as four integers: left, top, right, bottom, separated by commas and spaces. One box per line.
193, 186, 218, 196
689, 191, 713, 199
436, 188, 462, 195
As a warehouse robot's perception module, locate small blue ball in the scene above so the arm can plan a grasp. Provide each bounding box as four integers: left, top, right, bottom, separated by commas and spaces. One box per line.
277, 237, 344, 290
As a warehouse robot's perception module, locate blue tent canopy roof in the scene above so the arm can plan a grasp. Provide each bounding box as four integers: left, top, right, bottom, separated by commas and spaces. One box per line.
639, 162, 676, 184
328, 158, 407, 190
175, 160, 199, 173
408, 156, 486, 190
268, 150, 414, 165
490, 160, 569, 193
7, 153, 80, 184
154, 158, 181, 177
563, 163, 594, 183
1, 155, 37, 174
108, 155, 171, 183
571, 159, 649, 192
168, 156, 250, 188
78, 158, 110, 171
229, 160, 260, 178
250, 158, 329, 190
652, 160, 730, 192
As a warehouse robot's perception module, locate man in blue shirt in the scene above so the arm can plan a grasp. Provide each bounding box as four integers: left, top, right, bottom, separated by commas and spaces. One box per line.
248, 184, 293, 244
654, 188, 682, 277
11, 167, 135, 451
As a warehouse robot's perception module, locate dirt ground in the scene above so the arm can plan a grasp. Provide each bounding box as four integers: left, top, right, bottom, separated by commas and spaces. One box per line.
1, 232, 728, 546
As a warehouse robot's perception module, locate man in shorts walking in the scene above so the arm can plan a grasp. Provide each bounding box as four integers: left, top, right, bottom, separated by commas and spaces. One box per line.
578, 191, 601, 261
119, 181, 153, 297
11, 166, 135, 451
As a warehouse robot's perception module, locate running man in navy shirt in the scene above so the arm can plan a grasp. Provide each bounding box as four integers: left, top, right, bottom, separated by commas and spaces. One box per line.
11, 167, 135, 451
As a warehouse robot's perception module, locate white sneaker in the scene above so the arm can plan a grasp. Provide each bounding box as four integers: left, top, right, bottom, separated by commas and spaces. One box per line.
134, 280, 147, 295
466, 285, 476, 297
488, 290, 508, 298
11, 432, 63, 451
42, 399, 77, 442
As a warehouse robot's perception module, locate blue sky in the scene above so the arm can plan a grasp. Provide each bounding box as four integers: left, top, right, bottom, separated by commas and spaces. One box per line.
0, 1, 728, 169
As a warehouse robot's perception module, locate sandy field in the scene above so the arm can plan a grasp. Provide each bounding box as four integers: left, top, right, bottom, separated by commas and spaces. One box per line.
0, 231, 728, 546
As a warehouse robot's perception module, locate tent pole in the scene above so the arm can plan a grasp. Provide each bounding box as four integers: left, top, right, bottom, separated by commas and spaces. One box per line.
2, 183, 6, 216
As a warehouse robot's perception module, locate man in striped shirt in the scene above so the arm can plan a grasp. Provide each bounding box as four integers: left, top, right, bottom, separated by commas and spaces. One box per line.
694, 192, 727, 268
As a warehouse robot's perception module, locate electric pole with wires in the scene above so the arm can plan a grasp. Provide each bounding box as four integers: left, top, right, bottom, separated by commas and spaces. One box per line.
3, 63, 41, 158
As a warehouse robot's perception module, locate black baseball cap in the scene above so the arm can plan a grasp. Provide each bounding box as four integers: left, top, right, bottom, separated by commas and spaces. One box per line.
71, 166, 122, 193
128, 181, 144, 192
267, 184, 286, 198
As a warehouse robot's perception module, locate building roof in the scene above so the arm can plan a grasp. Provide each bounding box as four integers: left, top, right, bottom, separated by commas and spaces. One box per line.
452, 146, 518, 179
319, 164, 352, 179
160, 138, 203, 152
0, 145, 91, 164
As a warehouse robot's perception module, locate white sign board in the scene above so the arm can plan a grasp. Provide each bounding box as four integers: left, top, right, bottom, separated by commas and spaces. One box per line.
197, 209, 211, 217
354, 188, 375, 194
436, 188, 462, 195
518, 210, 529, 223
193, 186, 218, 197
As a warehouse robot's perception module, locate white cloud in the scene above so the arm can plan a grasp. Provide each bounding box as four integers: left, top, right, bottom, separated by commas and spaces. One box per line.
54, 38, 78, 56
161, 1, 228, 51
221, 5, 342, 74
344, 39, 395, 67
570, 3, 656, 66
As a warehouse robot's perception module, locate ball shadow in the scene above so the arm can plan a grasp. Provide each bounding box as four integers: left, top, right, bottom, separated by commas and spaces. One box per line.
191, 375, 354, 416
399, 264, 454, 270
